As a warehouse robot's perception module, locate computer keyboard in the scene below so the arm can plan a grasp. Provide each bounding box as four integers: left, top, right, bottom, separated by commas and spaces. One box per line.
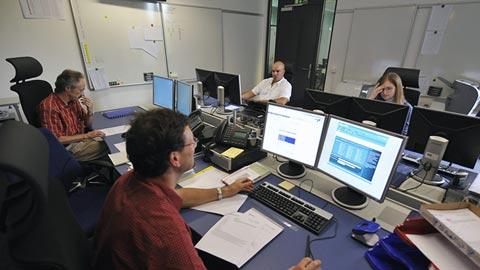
250, 182, 333, 234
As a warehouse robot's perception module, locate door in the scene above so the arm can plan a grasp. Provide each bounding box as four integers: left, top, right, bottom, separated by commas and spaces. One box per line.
274, 0, 324, 107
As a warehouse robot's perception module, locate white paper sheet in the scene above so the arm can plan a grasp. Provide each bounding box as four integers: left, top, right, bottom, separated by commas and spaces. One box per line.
114, 142, 126, 153
108, 151, 128, 166
427, 208, 480, 252
421, 30, 445, 55
192, 194, 248, 215
99, 125, 130, 137
195, 208, 283, 268
407, 233, 478, 270
427, 5, 453, 31
128, 27, 144, 49
144, 25, 164, 41
178, 166, 228, 189
468, 173, 480, 195
87, 67, 109, 90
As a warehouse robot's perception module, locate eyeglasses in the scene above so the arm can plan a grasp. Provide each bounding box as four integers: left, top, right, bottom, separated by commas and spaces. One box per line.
183, 137, 199, 148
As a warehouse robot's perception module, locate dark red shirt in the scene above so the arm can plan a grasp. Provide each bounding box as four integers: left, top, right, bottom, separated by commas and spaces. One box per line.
38, 93, 88, 138
93, 171, 206, 270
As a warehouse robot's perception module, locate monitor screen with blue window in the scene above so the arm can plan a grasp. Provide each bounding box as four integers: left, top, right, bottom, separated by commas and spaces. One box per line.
176, 81, 193, 115
316, 115, 406, 208
153, 75, 174, 110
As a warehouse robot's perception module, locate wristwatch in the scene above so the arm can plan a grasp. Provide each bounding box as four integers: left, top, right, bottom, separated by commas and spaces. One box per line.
216, 187, 223, 201
268, 99, 276, 103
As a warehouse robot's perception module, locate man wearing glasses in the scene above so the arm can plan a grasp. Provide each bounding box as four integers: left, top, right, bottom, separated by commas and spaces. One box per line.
93, 109, 253, 269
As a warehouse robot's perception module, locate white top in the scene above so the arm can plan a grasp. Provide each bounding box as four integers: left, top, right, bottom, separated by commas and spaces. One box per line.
251, 77, 292, 101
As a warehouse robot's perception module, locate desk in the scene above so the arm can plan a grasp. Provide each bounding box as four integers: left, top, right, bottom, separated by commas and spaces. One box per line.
93, 106, 399, 269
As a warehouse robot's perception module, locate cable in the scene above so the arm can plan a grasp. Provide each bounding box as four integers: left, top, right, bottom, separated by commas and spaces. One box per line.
402, 161, 435, 192
308, 217, 338, 259
297, 178, 313, 199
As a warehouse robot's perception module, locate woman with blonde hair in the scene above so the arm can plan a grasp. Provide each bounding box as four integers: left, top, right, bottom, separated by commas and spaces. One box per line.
367, 72, 413, 135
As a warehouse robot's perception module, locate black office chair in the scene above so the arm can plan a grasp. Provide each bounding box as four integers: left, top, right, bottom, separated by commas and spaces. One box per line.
284, 62, 294, 84
6, 56, 53, 127
0, 121, 92, 270
39, 127, 111, 237
384, 67, 421, 106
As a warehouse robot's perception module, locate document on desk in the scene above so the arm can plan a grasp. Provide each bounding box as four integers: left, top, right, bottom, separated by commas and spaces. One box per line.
427, 208, 480, 253
406, 233, 478, 270
108, 151, 129, 166
178, 166, 228, 189
192, 194, 248, 215
468, 173, 480, 195
99, 125, 131, 137
222, 162, 271, 185
114, 142, 126, 153
195, 208, 283, 268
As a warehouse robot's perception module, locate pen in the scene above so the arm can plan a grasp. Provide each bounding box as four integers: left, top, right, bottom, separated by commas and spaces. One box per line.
221, 180, 229, 186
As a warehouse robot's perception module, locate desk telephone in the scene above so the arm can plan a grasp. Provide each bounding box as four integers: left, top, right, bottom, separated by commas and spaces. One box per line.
187, 109, 205, 138
215, 120, 250, 148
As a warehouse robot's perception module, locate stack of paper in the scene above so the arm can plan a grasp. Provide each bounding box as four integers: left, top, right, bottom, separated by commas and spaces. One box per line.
195, 208, 283, 268
99, 125, 131, 137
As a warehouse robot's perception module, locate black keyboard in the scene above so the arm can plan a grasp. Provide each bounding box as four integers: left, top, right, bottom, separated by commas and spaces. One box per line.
250, 182, 333, 234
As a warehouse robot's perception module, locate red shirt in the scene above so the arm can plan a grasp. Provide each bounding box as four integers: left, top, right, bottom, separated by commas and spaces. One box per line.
93, 171, 206, 270
38, 93, 88, 138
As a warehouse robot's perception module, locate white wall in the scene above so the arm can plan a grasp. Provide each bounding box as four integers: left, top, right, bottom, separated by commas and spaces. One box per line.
326, 0, 480, 96
0, 0, 267, 112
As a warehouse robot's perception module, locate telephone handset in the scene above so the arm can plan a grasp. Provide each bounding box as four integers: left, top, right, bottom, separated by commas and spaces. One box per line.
187, 109, 205, 138
214, 120, 250, 148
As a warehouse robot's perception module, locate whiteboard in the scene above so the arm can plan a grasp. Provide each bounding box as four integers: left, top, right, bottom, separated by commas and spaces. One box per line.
161, 3, 222, 80
343, 6, 417, 83
70, 0, 168, 89
417, 2, 480, 84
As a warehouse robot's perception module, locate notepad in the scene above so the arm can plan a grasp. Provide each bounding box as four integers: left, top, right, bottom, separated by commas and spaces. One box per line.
221, 147, 244, 158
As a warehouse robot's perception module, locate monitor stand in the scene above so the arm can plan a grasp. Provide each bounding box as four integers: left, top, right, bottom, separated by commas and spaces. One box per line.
277, 161, 306, 179
331, 186, 368, 210
410, 169, 446, 186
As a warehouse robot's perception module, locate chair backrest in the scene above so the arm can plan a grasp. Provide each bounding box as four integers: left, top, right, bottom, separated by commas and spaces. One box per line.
0, 121, 92, 270
39, 128, 82, 191
6, 57, 53, 127
383, 67, 421, 106
403, 88, 421, 106
284, 62, 294, 83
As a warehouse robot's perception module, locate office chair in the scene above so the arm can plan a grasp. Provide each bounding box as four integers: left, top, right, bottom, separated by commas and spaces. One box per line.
284, 62, 294, 83
384, 67, 421, 106
39, 128, 111, 237
6, 56, 53, 127
0, 121, 93, 270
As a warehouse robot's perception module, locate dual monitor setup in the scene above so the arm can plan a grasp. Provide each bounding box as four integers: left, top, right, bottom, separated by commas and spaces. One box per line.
195, 68, 242, 112
304, 89, 480, 186
153, 75, 196, 116
262, 103, 407, 210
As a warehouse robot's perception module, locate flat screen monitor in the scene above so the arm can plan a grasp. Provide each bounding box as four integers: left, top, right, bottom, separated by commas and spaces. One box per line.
406, 107, 480, 168
195, 68, 216, 98
214, 71, 242, 106
316, 116, 406, 209
262, 103, 326, 178
303, 89, 352, 118
176, 81, 194, 116
347, 97, 410, 135
153, 75, 174, 110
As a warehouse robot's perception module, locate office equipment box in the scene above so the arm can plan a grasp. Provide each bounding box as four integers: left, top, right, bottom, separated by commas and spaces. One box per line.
420, 202, 480, 267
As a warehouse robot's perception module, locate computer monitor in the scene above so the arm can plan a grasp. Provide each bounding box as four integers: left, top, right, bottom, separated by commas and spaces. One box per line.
406, 107, 480, 169
153, 75, 174, 110
346, 97, 410, 135
176, 81, 194, 116
303, 89, 352, 118
214, 71, 242, 106
195, 68, 216, 98
316, 115, 406, 209
262, 103, 326, 179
